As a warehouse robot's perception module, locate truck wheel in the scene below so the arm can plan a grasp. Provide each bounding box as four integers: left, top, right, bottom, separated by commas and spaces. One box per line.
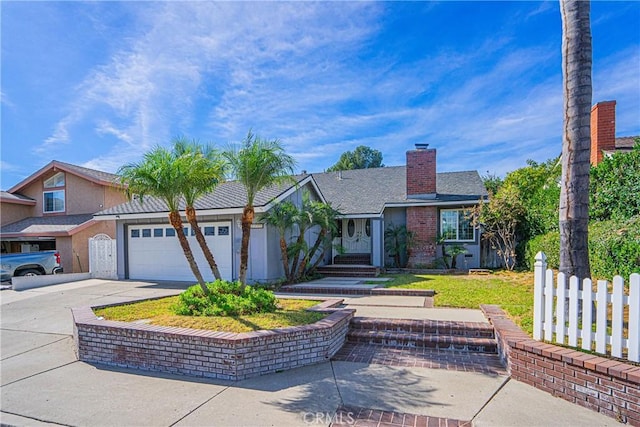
18, 269, 42, 277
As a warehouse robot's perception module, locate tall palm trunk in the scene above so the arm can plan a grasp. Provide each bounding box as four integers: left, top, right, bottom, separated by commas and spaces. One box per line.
238, 205, 254, 285
185, 206, 222, 280
169, 211, 208, 293
299, 228, 326, 279
278, 235, 292, 284
559, 0, 592, 280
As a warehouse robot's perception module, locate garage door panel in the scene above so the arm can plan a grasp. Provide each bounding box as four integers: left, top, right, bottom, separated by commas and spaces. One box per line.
128, 222, 232, 282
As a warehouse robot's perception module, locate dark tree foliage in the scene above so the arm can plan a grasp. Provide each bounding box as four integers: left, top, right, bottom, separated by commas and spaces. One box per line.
590, 140, 640, 221
327, 145, 383, 172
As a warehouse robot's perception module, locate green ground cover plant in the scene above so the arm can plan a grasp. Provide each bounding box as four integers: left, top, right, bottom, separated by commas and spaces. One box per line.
382, 271, 535, 335
173, 280, 278, 316
94, 296, 326, 333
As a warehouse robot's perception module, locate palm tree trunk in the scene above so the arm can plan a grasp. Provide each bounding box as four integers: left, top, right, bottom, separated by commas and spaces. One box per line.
238, 205, 254, 285
185, 206, 222, 280
278, 236, 292, 283
168, 210, 208, 294
289, 232, 306, 281
559, 0, 592, 280
300, 229, 326, 278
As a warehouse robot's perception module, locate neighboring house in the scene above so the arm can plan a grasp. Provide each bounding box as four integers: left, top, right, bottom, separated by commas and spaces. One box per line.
0, 161, 127, 274
94, 145, 488, 283
591, 100, 639, 166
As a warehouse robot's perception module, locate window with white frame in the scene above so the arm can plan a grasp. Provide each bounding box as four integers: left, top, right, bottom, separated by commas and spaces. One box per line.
43, 190, 65, 213
440, 209, 474, 241
44, 172, 65, 188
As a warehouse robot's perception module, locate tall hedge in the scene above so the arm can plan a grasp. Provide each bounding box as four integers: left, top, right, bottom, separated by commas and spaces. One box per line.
525, 216, 640, 280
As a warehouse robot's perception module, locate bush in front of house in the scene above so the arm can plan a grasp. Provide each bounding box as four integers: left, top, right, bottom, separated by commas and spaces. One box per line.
173, 280, 278, 316
525, 216, 640, 280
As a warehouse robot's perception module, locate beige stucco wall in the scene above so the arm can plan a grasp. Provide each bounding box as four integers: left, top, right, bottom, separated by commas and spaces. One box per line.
56, 236, 73, 273
15, 179, 45, 216
0, 202, 34, 226
13, 170, 126, 217
69, 221, 117, 273
104, 186, 127, 209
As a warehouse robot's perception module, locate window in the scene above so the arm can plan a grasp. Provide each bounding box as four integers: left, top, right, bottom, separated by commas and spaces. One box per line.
153, 228, 163, 237
165, 228, 175, 237
43, 190, 65, 213
440, 209, 475, 242
44, 172, 65, 188
131, 229, 140, 238
347, 219, 355, 237
142, 228, 151, 238
218, 226, 229, 236
204, 226, 215, 236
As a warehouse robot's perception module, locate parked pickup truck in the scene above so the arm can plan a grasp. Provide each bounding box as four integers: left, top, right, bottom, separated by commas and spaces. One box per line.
0, 251, 63, 281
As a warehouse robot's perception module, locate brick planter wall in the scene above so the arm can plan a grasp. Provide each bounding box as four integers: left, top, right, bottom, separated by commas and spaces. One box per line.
481, 305, 640, 426
73, 299, 353, 381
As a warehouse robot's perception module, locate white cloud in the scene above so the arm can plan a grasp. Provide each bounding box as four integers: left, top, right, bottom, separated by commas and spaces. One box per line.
28, 1, 638, 179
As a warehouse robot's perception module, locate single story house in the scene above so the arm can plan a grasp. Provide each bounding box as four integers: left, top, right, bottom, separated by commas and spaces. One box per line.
94, 145, 488, 283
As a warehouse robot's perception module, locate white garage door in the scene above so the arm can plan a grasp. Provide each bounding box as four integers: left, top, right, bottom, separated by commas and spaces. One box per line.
128, 221, 233, 282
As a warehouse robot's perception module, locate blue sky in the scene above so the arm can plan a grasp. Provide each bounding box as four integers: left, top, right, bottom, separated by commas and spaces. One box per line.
2, 1, 639, 189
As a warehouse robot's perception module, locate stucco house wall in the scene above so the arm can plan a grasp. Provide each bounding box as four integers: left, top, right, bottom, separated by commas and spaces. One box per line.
0, 202, 34, 227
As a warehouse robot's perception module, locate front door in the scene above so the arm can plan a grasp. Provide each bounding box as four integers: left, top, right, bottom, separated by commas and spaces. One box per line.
342, 218, 372, 253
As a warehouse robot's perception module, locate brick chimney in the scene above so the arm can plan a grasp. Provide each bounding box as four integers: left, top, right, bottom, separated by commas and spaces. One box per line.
590, 100, 616, 166
406, 144, 436, 198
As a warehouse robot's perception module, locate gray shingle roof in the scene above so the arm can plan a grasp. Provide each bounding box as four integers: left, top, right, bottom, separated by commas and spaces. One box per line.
1, 214, 94, 234
54, 161, 119, 185
96, 176, 308, 216
313, 166, 487, 215
95, 167, 487, 217
615, 136, 639, 150
7, 160, 120, 193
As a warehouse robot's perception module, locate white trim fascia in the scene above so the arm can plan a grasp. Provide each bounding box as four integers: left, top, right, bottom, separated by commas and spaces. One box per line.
94, 207, 247, 221
261, 175, 325, 212
384, 199, 484, 209
335, 213, 383, 219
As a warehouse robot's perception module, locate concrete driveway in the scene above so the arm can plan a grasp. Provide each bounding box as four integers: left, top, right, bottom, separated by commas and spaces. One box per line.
0, 279, 619, 426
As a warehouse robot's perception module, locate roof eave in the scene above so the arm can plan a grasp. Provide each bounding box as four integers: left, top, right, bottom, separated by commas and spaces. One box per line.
0, 196, 36, 206
8, 161, 121, 193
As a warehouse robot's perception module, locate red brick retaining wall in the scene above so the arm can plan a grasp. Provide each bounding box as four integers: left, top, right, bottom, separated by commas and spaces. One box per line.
481, 305, 640, 426
72, 299, 353, 381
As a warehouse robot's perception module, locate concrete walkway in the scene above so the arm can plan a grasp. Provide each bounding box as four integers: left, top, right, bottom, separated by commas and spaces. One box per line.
1, 279, 620, 426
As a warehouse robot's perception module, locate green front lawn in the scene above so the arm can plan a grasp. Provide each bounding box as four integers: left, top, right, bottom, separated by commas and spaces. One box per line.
94, 297, 327, 333
382, 271, 535, 335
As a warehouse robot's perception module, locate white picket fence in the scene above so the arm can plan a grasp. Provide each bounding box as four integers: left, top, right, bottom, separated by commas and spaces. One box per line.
533, 252, 640, 362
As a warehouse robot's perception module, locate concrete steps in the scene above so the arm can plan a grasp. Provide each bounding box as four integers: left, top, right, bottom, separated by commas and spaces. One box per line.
333, 254, 371, 265
346, 317, 498, 354
316, 264, 380, 278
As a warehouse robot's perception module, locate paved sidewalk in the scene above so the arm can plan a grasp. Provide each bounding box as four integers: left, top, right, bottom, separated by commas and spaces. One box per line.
1, 279, 620, 426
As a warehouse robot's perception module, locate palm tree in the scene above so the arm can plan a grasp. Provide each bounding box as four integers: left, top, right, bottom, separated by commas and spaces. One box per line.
172, 138, 227, 280
300, 199, 341, 278
559, 0, 592, 279
118, 146, 209, 294
224, 132, 296, 284
261, 200, 298, 283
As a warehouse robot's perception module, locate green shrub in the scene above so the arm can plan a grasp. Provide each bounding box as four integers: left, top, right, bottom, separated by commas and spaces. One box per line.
173, 280, 278, 316
525, 217, 640, 280
589, 217, 640, 280
524, 231, 560, 270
